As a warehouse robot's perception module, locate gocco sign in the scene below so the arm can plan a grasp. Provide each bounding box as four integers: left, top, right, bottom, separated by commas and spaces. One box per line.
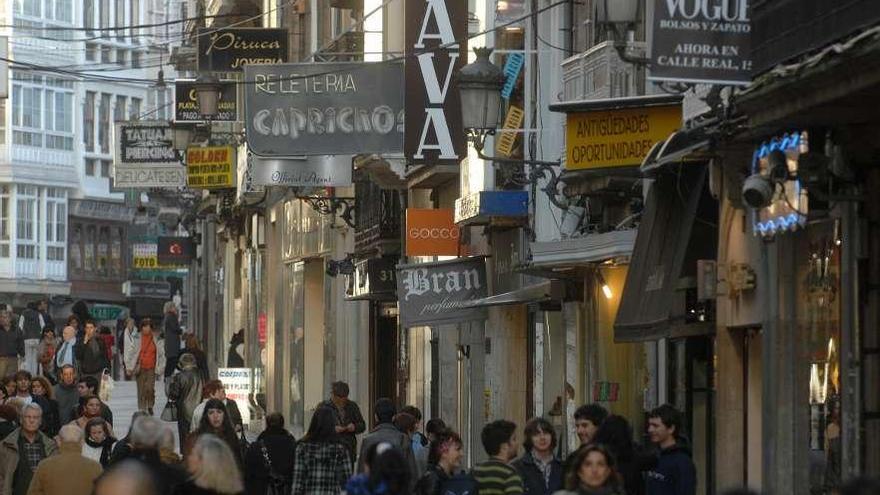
198, 28, 288, 72
245, 62, 404, 156
175, 80, 237, 122
396, 257, 487, 328
650, 0, 752, 85
406, 208, 459, 256
404, 0, 467, 165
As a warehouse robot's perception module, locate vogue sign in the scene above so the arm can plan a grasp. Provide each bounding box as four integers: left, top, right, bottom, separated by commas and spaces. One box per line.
406, 208, 459, 256
396, 257, 488, 328
404, 0, 467, 164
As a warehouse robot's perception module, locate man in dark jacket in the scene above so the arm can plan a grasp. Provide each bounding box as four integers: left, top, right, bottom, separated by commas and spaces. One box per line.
320, 381, 365, 466
18, 302, 45, 375
357, 398, 416, 475
167, 353, 202, 443
0, 311, 23, 380
513, 417, 563, 495
54, 365, 80, 424
646, 405, 696, 495
162, 302, 182, 378
245, 412, 296, 495
74, 319, 108, 394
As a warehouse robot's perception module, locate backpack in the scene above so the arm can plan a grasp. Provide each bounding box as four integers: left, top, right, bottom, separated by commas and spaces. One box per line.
440, 472, 478, 495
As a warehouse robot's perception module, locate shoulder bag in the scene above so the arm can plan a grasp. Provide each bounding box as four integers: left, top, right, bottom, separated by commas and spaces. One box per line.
260, 441, 291, 495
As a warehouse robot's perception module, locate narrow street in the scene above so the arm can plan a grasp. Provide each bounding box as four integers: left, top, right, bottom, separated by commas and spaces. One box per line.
105, 377, 172, 450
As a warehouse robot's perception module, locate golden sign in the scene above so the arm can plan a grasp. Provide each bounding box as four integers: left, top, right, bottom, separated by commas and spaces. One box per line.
565, 104, 682, 170
186, 146, 234, 189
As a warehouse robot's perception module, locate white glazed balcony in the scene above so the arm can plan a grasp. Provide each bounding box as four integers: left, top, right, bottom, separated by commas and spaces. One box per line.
561, 41, 645, 101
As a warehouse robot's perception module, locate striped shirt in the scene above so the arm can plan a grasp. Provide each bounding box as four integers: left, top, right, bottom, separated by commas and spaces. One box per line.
472, 459, 525, 495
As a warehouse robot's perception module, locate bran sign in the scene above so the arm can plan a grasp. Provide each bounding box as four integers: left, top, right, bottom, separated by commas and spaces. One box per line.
396, 257, 487, 328
404, 0, 467, 165
650, 0, 752, 85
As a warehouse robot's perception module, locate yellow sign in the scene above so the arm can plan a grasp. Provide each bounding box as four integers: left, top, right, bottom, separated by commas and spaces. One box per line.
565, 104, 682, 170
496, 105, 524, 157
186, 146, 234, 189
131, 243, 181, 270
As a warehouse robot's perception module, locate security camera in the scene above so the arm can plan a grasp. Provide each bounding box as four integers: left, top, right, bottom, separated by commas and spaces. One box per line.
742, 173, 774, 209
767, 149, 789, 182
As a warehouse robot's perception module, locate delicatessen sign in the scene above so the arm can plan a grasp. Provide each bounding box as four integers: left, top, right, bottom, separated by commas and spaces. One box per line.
245, 62, 404, 156
113, 121, 185, 188
396, 257, 488, 328
198, 28, 288, 72
565, 104, 682, 170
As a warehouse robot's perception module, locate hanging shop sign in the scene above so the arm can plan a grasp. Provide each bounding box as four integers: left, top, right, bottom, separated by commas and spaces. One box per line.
131, 243, 185, 270
752, 131, 809, 237
218, 368, 252, 425
347, 257, 398, 300
123, 280, 171, 298
69, 199, 136, 223
244, 62, 404, 156
175, 80, 238, 122
248, 155, 353, 187
406, 209, 459, 256
197, 28, 288, 72
454, 190, 529, 225
565, 104, 682, 171
186, 146, 235, 189
404, 0, 467, 165
650, 0, 752, 85
114, 121, 186, 188
397, 257, 488, 328
157, 237, 196, 265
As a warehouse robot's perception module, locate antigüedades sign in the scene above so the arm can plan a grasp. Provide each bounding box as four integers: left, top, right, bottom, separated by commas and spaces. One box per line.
404, 0, 467, 165
175, 80, 238, 122
397, 257, 487, 328
198, 28, 288, 72
244, 62, 404, 156
650, 0, 751, 85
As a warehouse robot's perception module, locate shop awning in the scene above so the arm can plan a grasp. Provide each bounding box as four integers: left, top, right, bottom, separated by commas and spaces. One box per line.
640, 123, 714, 177
458, 280, 564, 309
614, 164, 717, 342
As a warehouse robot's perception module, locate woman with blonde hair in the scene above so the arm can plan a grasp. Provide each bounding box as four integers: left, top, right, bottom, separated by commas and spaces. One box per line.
175, 434, 244, 495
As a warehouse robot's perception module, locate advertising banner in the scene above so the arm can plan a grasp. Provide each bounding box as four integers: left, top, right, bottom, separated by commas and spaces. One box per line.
404, 0, 467, 165
218, 368, 252, 425
197, 28, 288, 72
650, 0, 752, 85
244, 62, 404, 156
397, 257, 488, 328
175, 80, 238, 122
157, 237, 196, 265
406, 209, 460, 256
564, 104, 682, 170
131, 243, 184, 270
248, 155, 353, 187
187, 146, 235, 189
114, 121, 186, 188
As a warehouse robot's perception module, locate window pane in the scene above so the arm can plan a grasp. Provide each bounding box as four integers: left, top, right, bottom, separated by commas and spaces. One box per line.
99, 93, 110, 153
57, 204, 66, 242
130, 98, 142, 120
46, 203, 55, 242
84, 226, 95, 271
84, 92, 95, 151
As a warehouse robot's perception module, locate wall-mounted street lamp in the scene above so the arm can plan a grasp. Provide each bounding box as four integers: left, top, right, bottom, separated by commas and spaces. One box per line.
594, 0, 649, 66
457, 47, 568, 210
193, 74, 223, 118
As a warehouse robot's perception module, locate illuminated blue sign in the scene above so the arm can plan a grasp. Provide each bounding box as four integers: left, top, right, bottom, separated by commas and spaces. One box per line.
752, 131, 808, 238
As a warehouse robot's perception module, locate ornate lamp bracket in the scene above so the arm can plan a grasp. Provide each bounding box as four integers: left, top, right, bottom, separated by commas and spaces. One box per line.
297, 195, 357, 228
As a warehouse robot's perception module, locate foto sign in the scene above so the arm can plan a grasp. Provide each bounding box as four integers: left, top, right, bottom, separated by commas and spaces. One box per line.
396, 257, 488, 328
406, 209, 459, 256
175, 80, 237, 122
244, 62, 404, 156
650, 0, 752, 85
187, 146, 235, 189
404, 0, 467, 165
114, 121, 185, 188
564, 105, 682, 170
197, 28, 288, 72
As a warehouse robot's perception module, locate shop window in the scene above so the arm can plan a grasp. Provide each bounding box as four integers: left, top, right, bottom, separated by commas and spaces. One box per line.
285, 262, 305, 435
110, 227, 123, 276
97, 226, 109, 275
69, 223, 83, 274
84, 225, 96, 272
0, 186, 9, 258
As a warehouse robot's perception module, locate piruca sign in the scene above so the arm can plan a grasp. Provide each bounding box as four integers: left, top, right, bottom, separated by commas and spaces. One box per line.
650, 0, 752, 85
404, 0, 467, 164
198, 28, 288, 72
245, 62, 404, 156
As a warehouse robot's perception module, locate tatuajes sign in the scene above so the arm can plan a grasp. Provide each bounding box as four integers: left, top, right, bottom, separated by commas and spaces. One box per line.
197, 28, 288, 72
175, 80, 238, 122
404, 0, 467, 165
113, 121, 186, 188
244, 62, 404, 156
650, 0, 752, 85
248, 155, 353, 187
397, 257, 488, 328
